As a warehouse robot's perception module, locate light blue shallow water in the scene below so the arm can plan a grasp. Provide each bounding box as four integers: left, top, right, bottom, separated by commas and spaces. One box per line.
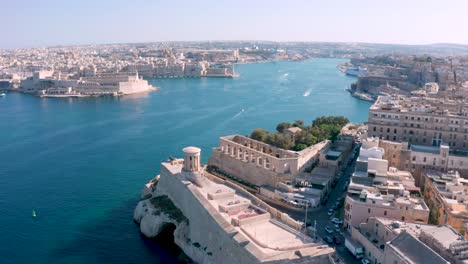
0, 58, 371, 264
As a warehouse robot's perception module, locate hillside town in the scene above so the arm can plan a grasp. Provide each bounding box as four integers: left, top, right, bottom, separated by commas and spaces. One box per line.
344, 54, 468, 102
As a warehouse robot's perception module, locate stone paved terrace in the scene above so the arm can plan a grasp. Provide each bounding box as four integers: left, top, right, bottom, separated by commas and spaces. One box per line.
161, 158, 335, 262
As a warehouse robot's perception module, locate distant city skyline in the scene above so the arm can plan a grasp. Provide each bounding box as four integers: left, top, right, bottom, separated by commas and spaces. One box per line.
3, 0, 468, 49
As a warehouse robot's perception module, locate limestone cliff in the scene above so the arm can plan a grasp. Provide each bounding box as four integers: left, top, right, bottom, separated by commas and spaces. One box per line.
134, 179, 214, 264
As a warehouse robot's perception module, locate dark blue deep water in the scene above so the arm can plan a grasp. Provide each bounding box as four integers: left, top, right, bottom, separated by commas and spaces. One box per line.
0, 59, 371, 263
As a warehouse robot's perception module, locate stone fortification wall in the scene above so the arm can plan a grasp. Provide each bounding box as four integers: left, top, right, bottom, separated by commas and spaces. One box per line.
208, 150, 292, 187
204, 172, 303, 231
155, 166, 260, 264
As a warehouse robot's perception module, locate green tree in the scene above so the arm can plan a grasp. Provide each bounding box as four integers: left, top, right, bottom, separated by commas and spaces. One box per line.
266, 133, 294, 150
276, 122, 292, 133
250, 128, 268, 142
293, 120, 304, 128
292, 143, 308, 151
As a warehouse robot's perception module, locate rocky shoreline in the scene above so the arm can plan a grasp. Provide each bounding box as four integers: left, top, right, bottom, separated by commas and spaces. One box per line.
133, 177, 212, 264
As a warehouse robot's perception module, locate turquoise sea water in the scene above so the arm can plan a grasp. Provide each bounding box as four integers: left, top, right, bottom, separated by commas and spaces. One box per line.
0, 58, 371, 263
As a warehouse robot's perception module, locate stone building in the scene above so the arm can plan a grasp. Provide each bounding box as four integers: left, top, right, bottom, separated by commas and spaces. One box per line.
350, 217, 465, 264
134, 146, 336, 264
379, 139, 468, 186
344, 138, 429, 231
368, 95, 468, 151
207, 135, 329, 187
421, 170, 468, 236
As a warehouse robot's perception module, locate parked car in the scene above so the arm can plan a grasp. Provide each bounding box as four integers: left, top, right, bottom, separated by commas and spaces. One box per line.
327, 208, 334, 216
335, 225, 340, 232
361, 259, 371, 264
324, 236, 333, 244
325, 226, 334, 234
331, 218, 343, 225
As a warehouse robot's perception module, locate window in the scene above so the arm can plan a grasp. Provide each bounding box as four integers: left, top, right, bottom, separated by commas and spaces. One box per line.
368, 208, 371, 213
384, 211, 387, 216
402, 216, 405, 221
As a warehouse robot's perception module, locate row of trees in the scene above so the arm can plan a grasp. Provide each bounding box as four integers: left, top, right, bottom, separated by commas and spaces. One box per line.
250, 116, 349, 151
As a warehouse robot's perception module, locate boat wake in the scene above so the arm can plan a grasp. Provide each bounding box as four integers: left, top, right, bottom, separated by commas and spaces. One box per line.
303, 88, 313, 97
233, 109, 245, 118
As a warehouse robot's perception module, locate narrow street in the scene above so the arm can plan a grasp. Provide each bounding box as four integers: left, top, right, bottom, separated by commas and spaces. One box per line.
268, 158, 361, 264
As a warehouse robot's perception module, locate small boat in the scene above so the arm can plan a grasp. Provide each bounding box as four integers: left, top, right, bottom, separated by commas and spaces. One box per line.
0, 93, 5, 97
32, 210, 37, 218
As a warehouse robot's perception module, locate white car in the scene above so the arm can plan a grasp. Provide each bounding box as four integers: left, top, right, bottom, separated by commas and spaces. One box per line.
324, 226, 334, 234
331, 218, 343, 224
361, 259, 371, 264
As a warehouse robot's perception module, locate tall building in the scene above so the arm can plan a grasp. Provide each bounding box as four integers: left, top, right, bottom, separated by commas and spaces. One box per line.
368, 95, 468, 151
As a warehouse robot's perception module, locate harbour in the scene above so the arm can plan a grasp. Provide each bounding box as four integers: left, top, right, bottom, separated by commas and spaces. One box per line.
0, 58, 371, 264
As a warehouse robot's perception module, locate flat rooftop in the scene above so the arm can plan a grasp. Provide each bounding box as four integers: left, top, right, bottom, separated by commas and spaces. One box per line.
161, 160, 334, 262
411, 144, 441, 154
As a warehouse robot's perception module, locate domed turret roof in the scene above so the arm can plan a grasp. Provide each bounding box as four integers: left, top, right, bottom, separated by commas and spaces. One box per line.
183, 146, 201, 154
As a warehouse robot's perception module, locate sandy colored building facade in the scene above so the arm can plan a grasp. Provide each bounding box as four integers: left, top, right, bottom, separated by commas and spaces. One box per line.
422, 170, 468, 236
368, 95, 468, 150
208, 135, 329, 187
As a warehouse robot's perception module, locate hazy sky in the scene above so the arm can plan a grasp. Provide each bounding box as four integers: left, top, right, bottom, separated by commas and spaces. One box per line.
3, 0, 468, 48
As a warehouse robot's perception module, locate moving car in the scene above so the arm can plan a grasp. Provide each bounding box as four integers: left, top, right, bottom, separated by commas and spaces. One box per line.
324, 236, 333, 244
325, 226, 334, 234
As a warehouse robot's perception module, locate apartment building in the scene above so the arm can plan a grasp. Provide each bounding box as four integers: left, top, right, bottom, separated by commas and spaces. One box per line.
379, 140, 468, 186
368, 95, 468, 151
350, 217, 467, 264
422, 170, 468, 236
344, 138, 429, 230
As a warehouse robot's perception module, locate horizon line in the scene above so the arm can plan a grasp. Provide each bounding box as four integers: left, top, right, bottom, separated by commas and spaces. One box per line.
2, 40, 468, 51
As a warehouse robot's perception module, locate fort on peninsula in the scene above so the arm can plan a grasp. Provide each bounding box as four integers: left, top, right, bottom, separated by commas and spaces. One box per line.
134, 146, 337, 263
